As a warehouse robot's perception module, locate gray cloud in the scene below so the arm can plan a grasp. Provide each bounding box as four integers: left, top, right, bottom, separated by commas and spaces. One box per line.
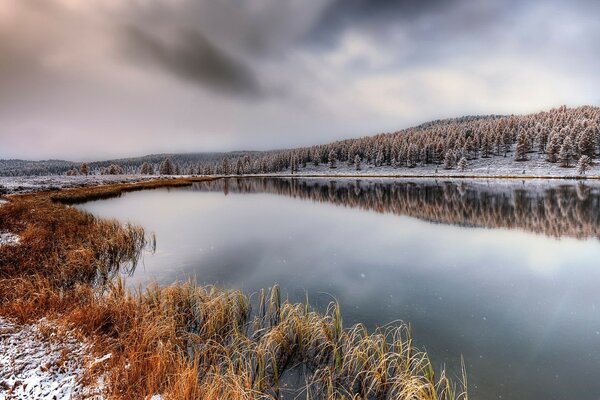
1, 0, 600, 160
120, 25, 261, 97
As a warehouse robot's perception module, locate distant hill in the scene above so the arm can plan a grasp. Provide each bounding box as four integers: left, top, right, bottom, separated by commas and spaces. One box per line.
0, 151, 264, 176
2, 106, 599, 177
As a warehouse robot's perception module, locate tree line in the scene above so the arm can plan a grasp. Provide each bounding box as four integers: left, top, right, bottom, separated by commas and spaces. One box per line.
8, 105, 598, 177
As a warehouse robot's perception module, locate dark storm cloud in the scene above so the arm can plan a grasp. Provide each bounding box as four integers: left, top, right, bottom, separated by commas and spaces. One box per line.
306, 0, 465, 44
120, 25, 261, 97
2, 0, 600, 160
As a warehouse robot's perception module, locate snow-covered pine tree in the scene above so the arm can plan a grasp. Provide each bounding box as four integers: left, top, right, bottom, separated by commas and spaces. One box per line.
354, 155, 361, 170
328, 150, 337, 169
577, 155, 592, 175
515, 129, 528, 161
457, 157, 468, 171
312, 151, 320, 166
159, 158, 175, 175
443, 150, 456, 169
79, 163, 89, 176
221, 158, 230, 175
559, 136, 574, 167
140, 162, 154, 175
578, 126, 596, 157
546, 132, 561, 163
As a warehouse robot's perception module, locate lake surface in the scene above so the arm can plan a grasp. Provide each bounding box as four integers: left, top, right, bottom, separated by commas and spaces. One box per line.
79, 178, 600, 400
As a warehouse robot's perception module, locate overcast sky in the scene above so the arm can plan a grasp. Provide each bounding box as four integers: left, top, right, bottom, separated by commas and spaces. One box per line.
1, 0, 599, 161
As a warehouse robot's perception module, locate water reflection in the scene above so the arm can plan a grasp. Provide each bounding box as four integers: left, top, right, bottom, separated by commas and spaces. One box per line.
79, 178, 600, 400
195, 178, 600, 240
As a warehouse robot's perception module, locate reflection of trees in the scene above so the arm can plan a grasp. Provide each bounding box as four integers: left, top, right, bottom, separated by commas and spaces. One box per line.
192, 179, 600, 240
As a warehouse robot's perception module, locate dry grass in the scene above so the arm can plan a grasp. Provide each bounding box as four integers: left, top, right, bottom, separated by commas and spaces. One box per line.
0, 179, 467, 399
50, 176, 216, 204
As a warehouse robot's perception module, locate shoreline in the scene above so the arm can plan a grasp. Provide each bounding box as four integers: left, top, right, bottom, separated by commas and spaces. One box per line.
1, 171, 598, 197
0, 178, 467, 399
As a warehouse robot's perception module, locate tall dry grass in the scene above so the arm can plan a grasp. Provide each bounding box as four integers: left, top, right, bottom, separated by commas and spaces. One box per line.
0, 180, 467, 399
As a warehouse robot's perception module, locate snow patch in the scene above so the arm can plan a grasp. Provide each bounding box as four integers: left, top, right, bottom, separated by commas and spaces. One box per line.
0, 232, 20, 247
0, 318, 108, 400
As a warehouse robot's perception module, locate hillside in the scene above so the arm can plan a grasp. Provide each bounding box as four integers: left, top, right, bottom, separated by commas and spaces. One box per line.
2, 105, 599, 177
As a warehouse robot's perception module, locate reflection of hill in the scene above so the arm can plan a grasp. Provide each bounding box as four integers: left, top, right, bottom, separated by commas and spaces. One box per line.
192, 178, 600, 240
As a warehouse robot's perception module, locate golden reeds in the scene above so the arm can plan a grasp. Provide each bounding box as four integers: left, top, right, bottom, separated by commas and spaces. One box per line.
0, 180, 467, 399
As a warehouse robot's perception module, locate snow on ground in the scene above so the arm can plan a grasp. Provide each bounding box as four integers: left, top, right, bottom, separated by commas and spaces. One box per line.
0, 318, 108, 400
269, 152, 599, 179
0, 232, 20, 247
0, 175, 158, 195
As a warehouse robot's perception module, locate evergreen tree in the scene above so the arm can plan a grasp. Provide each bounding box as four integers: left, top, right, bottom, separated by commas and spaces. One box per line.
140, 162, 154, 175
577, 155, 592, 175
443, 150, 456, 169
106, 164, 124, 175
457, 157, 468, 171
559, 136, 574, 167
546, 132, 561, 162
79, 163, 89, 176
312, 151, 320, 166
515, 129, 528, 161
577, 126, 596, 157
328, 150, 337, 169
354, 155, 361, 171
221, 158, 230, 175
159, 158, 175, 175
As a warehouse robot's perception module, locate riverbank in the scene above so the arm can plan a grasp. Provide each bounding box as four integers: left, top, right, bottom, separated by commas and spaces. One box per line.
0, 178, 466, 399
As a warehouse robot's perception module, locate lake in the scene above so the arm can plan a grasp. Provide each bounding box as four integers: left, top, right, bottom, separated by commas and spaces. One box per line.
78, 177, 600, 400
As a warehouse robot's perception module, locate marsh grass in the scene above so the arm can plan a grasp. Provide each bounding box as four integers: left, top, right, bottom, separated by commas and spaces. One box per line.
0, 180, 467, 399
50, 176, 217, 204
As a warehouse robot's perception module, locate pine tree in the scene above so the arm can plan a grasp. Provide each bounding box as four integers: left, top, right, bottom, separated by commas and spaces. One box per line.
375, 149, 384, 167
328, 150, 337, 169
159, 158, 175, 175
457, 157, 468, 171
577, 155, 592, 175
354, 155, 361, 171
221, 158, 230, 175
559, 136, 574, 167
577, 127, 596, 157
312, 151, 320, 166
443, 150, 456, 169
106, 164, 124, 175
536, 126, 549, 153
140, 162, 154, 175
79, 163, 89, 176
546, 132, 561, 163
515, 129, 528, 161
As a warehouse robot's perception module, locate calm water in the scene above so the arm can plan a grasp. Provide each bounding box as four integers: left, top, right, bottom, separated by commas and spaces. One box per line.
79, 178, 600, 400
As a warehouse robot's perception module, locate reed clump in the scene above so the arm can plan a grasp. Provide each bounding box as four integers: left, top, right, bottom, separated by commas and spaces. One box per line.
0, 181, 467, 399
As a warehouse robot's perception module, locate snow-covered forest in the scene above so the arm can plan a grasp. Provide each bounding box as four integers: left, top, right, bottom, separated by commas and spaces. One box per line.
2, 105, 599, 177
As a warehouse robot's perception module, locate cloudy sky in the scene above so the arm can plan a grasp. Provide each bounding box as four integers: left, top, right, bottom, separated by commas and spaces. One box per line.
1, 0, 599, 161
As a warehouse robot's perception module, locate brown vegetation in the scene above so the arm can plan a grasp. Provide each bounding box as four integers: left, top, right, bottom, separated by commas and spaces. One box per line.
0, 179, 466, 399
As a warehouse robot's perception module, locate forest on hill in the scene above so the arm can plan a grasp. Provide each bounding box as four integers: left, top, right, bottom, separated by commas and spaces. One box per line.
2, 105, 599, 177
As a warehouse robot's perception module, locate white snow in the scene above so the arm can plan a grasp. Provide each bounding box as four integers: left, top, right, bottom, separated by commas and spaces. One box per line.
0, 175, 159, 195
265, 152, 597, 178
0, 232, 20, 247
0, 318, 108, 400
